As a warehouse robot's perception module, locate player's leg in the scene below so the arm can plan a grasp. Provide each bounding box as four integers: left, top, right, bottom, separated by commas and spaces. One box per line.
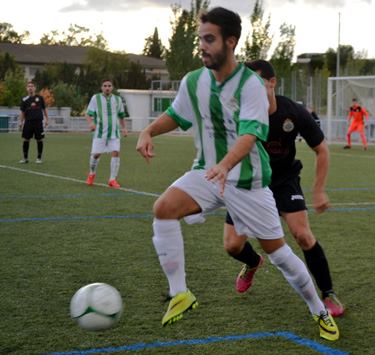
223, 219, 264, 293
258, 238, 339, 340
282, 211, 344, 316
278, 176, 344, 316
86, 139, 102, 185
20, 121, 32, 163
153, 187, 201, 326
358, 125, 368, 150
35, 120, 45, 163
108, 146, 120, 188
154, 170, 222, 326
226, 186, 338, 340
344, 125, 354, 148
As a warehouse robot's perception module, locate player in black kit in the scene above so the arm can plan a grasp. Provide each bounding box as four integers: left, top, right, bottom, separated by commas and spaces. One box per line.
19, 81, 49, 163
224, 60, 344, 317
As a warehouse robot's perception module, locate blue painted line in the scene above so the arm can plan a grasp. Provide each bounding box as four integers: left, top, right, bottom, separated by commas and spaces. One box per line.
0, 214, 154, 223
41, 331, 348, 355
2, 205, 375, 224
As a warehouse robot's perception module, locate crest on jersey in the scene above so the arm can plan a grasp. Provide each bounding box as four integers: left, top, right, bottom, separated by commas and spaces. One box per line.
282, 118, 294, 132
225, 97, 239, 112
35, 97, 39, 102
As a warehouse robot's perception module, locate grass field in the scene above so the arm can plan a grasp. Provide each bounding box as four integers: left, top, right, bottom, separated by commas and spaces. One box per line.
0, 132, 374, 355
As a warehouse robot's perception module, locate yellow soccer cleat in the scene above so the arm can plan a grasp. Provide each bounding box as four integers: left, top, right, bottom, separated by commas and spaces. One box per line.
162, 290, 198, 326
313, 310, 339, 341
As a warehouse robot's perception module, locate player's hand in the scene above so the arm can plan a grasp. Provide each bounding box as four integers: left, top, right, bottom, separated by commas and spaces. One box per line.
136, 131, 154, 163
122, 128, 128, 137
89, 122, 96, 132
205, 163, 229, 196
44, 120, 49, 128
313, 191, 330, 213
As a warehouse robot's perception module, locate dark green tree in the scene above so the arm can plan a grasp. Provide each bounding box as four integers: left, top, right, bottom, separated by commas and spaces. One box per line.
0, 52, 19, 80
0, 22, 29, 43
0, 68, 26, 106
39, 24, 108, 49
143, 27, 165, 59
241, 0, 272, 60
165, 0, 209, 80
52, 82, 85, 115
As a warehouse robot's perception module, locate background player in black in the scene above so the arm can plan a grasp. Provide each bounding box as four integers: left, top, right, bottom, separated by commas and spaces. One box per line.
19, 81, 49, 163
223, 60, 344, 317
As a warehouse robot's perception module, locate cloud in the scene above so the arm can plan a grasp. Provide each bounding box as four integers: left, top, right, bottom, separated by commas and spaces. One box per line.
60, 0, 190, 12
267, 0, 371, 8
60, 0, 256, 13
60, 0, 371, 13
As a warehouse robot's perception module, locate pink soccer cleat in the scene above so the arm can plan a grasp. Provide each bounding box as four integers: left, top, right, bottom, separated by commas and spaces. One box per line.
235, 255, 264, 293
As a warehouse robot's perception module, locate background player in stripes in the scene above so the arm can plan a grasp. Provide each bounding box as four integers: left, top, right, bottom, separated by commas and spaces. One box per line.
85, 79, 128, 188
136, 7, 338, 341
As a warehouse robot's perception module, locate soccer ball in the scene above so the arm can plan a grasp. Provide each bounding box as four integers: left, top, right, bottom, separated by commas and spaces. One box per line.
70, 283, 123, 331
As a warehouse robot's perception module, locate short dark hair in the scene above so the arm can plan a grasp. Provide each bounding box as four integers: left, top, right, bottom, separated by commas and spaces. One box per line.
352, 98, 357, 102
200, 7, 242, 45
101, 79, 113, 85
245, 60, 276, 80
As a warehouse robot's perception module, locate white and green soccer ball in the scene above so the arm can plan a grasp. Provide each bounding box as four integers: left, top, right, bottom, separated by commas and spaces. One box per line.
70, 283, 123, 331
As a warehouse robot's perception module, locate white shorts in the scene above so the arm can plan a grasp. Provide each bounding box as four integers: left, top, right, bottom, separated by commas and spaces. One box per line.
171, 170, 283, 240
91, 138, 120, 154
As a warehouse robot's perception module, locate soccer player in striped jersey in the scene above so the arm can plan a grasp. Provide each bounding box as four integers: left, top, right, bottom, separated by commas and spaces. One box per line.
85, 79, 128, 188
136, 7, 338, 340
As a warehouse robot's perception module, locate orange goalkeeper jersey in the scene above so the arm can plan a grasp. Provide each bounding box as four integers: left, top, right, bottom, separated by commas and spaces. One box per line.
348, 104, 368, 124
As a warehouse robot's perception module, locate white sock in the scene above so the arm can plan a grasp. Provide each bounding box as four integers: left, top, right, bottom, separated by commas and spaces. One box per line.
110, 157, 120, 180
268, 244, 325, 315
152, 218, 187, 296
89, 155, 99, 174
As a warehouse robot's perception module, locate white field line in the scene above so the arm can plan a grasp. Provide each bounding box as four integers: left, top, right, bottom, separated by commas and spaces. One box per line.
0, 164, 159, 197
1, 164, 375, 207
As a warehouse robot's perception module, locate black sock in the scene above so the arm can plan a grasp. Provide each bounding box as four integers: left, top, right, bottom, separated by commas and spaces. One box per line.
23, 141, 29, 159
229, 242, 260, 268
37, 141, 43, 159
303, 242, 333, 298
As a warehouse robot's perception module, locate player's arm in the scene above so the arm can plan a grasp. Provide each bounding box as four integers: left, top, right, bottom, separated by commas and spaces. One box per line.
119, 118, 128, 137
43, 108, 49, 127
85, 114, 96, 131
312, 140, 330, 213
19, 111, 25, 129
136, 113, 179, 163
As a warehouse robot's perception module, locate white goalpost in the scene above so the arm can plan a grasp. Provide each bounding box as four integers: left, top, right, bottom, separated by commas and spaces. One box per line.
326, 75, 375, 144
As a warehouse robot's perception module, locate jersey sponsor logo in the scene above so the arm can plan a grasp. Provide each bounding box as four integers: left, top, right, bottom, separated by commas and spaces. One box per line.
282, 118, 294, 132
291, 194, 304, 201
35, 97, 40, 102
226, 97, 239, 112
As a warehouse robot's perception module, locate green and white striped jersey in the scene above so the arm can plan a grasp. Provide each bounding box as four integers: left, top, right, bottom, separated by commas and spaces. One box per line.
86, 93, 128, 139
166, 63, 271, 189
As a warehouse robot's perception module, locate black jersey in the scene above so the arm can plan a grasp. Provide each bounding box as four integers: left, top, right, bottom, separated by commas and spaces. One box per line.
20, 95, 46, 121
264, 95, 324, 187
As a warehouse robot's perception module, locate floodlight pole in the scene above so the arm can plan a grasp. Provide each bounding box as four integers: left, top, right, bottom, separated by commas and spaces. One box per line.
335, 12, 341, 124
336, 12, 341, 77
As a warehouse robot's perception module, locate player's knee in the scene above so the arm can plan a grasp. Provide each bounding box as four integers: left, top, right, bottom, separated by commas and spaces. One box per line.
291, 228, 315, 250
224, 234, 245, 256
153, 197, 175, 219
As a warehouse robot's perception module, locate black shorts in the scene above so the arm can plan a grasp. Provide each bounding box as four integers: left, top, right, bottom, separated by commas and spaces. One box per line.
271, 175, 307, 214
22, 120, 44, 140
225, 175, 307, 226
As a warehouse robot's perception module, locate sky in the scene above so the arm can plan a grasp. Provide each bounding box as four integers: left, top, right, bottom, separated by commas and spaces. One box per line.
2, 0, 375, 60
